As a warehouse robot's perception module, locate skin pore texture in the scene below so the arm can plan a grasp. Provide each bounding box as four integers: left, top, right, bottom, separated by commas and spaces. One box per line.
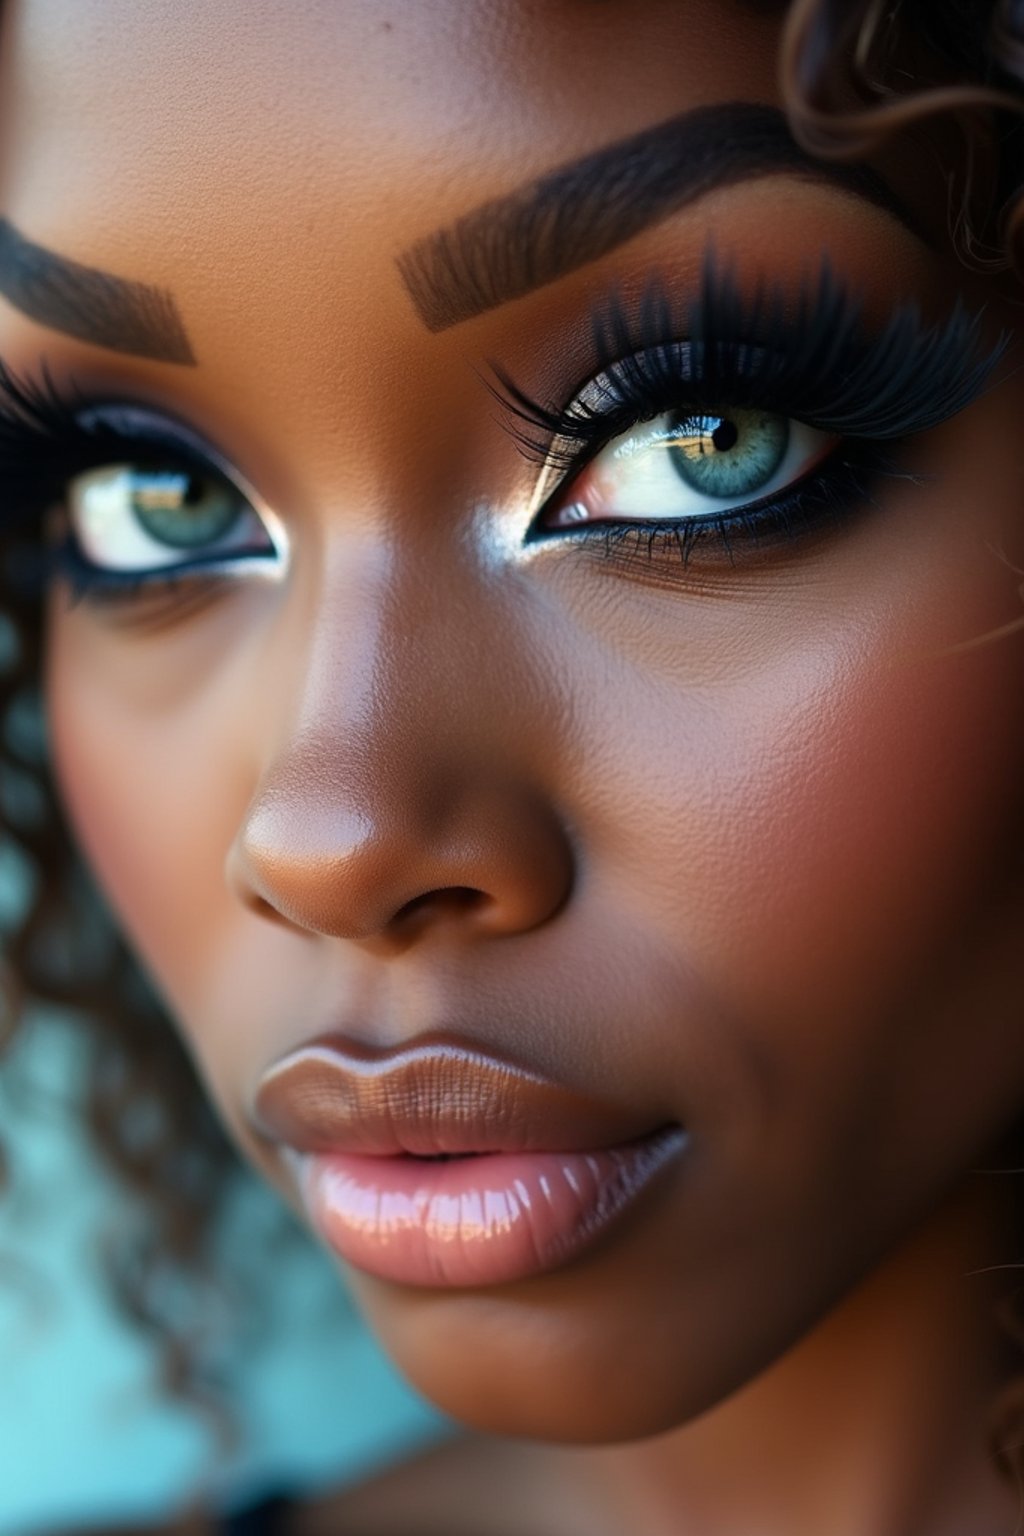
3, 0, 1024, 1532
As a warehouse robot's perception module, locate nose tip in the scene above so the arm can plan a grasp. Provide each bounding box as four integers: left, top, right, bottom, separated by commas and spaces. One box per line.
228, 780, 574, 950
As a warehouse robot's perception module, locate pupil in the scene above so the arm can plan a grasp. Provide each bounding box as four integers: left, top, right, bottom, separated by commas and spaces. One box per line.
183, 476, 203, 507
711, 418, 738, 453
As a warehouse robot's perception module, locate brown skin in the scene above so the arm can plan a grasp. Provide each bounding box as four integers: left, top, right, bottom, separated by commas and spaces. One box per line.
4, 0, 1024, 1530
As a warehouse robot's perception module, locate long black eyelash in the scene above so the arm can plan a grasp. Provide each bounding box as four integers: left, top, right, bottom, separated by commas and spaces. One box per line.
0, 362, 256, 601
0, 360, 110, 592
0, 357, 150, 539
491, 251, 1010, 473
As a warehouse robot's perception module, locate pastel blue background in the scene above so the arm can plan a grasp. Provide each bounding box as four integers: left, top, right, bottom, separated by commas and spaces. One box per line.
0, 1006, 451, 1535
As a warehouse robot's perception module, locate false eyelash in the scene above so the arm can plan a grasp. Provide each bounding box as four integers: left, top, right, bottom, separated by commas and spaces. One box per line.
0, 360, 267, 600
0, 360, 111, 594
491, 251, 1010, 473
0, 357, 109, 523
0, 359, 233, 526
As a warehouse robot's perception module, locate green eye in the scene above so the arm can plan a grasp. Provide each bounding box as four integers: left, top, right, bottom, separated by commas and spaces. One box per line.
66, 461, 278, 574
668, 409, 788, 499
124, 468, 242, 548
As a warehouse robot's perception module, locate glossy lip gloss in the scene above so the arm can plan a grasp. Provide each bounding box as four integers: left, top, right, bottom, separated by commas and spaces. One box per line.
254, 1038, 687, 1290
291, 1129, 685, 1288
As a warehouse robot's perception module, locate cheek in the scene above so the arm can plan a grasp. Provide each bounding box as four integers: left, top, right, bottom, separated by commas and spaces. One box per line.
569, 521, 1024, 1181
715, 631, 1024, 1017
43, 595, 258, 1028
562, 567, 1024, 989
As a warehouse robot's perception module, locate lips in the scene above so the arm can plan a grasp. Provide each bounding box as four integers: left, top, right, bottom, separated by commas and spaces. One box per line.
253, 1034, 686, 1289
254, 1037, 665, 1156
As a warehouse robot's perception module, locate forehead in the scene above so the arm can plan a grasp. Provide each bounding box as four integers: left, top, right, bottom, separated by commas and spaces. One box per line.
0, 0, 783, 260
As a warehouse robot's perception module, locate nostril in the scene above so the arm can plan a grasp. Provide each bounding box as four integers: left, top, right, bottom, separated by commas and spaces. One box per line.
252, 893, 291, 926
392, 885, 489, 928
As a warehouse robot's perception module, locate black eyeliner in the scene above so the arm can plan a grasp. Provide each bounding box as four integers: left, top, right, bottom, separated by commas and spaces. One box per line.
487, 251, 1007, 567
551, 446, 923, 568
0, 370, 277, 601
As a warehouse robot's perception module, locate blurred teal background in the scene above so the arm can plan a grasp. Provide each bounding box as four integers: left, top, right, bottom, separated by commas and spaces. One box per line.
0, 1004, 450, 1535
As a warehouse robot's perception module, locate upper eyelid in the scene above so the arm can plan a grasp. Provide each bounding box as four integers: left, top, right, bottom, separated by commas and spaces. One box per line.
79, 403, 244, 485
505, 319, 1004, 532
502, 318, 1000, 449
493, 255, 1005, 449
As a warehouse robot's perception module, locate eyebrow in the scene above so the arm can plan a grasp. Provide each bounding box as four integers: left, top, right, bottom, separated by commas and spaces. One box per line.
0, 217, 195, 364
396, 102, 925, 333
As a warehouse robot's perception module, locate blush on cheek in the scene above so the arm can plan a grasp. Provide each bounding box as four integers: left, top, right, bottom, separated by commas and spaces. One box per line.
739, 636, 1024, 1013
680, 610, 1024, 1187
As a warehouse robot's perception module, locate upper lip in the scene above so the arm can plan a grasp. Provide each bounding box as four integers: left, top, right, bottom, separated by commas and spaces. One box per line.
252, 1033, 667, 1157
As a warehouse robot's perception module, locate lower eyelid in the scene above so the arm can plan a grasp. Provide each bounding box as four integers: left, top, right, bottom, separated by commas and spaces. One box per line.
67, 573, 240, 631
49, 536, 277, 607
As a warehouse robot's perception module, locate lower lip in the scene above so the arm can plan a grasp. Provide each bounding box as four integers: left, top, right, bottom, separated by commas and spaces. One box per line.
293, 1128, 686, 1289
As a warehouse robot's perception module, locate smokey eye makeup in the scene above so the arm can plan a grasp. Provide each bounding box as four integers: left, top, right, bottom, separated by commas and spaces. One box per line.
0, 368, 284, 605
499, 254, 1008, 567
0, 251, 1009, 608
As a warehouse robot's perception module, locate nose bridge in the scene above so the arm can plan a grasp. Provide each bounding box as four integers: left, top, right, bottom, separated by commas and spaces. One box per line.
291, 548, 509, 808
229, 546, 572, 944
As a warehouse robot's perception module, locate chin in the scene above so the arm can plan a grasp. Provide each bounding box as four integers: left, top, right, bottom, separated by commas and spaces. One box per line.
344, 1249, 812, 1444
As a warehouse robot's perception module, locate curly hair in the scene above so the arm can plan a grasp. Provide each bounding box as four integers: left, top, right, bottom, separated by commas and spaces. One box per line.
0, 552, 245, 1452
3, 0, 1024, 1508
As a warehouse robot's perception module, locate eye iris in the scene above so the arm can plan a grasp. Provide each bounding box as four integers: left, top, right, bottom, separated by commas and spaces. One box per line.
668, 409, 788, 499
128, 469, 239, 548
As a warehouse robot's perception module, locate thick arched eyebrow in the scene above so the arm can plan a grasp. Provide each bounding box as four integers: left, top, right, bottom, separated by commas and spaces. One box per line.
396, 102, 926, 333
0, 218, 195, 364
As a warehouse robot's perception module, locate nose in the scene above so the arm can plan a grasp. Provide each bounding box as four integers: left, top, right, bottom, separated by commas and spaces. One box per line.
225, 578, 574, 950
230, 757, 573, 945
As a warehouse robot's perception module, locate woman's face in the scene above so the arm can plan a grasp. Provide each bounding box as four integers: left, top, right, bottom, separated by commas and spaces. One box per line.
6, 0, 1024, 1442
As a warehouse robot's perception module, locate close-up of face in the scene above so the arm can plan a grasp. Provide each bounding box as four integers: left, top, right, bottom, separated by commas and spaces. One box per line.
3, 0, 1024, 1463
